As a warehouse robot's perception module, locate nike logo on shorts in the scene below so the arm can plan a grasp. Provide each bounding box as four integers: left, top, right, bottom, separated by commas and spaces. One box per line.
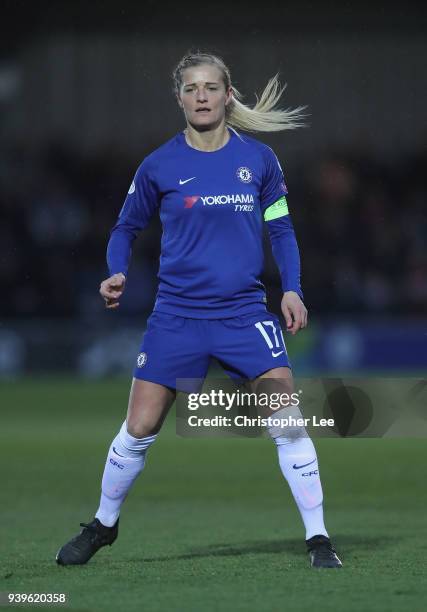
272, 350, 284, 357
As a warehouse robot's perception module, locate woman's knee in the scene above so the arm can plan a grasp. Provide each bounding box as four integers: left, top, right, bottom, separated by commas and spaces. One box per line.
126, 378, 175, 438
126, 415, 163, 438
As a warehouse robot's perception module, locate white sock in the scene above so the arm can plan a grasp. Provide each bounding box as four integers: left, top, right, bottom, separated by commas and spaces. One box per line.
95, 421, 157, 527
275, 435, 328, 540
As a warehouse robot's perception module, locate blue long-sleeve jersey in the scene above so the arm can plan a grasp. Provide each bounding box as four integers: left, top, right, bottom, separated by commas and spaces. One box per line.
107, 128, 302, 318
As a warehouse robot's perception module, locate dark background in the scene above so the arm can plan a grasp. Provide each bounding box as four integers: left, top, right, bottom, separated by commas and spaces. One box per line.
1, 1, 426, 375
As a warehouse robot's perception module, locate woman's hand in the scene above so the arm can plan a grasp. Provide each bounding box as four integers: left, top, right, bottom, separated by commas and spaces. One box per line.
281, 291, 308, 335
99, 273, 126, 309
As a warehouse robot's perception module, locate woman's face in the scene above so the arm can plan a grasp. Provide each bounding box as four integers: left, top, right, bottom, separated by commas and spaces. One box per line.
178, 64, 232, 131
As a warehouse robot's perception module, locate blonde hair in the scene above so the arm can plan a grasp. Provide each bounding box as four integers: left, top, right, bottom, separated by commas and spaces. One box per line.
172, 52, 306, 133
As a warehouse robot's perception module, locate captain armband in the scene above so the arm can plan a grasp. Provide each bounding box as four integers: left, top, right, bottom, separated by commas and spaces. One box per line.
263, 196, 289, 222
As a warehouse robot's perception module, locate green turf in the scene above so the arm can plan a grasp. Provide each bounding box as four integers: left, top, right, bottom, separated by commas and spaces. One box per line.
1, 378, 426, 611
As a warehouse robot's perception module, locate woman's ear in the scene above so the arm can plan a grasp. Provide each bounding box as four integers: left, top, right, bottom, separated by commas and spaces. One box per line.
176, 95, 183, 108
225, 87, 233, 107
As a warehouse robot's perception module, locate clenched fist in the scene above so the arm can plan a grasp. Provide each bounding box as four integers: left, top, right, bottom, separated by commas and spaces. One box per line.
99, 273, 126, 309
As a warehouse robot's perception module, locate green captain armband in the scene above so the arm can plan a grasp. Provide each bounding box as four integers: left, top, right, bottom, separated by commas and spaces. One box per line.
263, 196, 289, 221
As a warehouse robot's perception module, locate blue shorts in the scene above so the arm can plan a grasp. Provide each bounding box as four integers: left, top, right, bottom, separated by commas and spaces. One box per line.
133, 310, 291, 391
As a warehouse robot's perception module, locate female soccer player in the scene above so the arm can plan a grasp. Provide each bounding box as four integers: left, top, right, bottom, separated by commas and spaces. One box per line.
56, 52, 341, 569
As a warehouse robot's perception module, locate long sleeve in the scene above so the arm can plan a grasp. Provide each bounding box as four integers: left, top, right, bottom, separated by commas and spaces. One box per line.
259, 145, 304, 300
106, 222, 140, 277
106, 155, 160, 277
266, 214, 303, 300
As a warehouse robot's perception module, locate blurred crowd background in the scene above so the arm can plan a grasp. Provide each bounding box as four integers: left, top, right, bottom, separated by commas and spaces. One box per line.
1, 1, 426, 375
2, 141, 426, 319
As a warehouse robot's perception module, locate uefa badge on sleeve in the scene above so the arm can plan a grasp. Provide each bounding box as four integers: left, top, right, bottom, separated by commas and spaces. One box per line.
137, 352, 147, 367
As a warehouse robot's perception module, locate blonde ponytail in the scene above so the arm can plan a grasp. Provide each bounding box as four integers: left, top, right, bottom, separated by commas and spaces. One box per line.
227, 75, 306, 133
173, 52, 307, 134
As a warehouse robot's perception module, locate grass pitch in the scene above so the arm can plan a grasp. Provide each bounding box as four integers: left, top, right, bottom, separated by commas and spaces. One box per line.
1, 378, 426, 611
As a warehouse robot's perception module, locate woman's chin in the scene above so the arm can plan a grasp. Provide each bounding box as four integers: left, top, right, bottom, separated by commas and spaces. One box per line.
188, 117, 221, 132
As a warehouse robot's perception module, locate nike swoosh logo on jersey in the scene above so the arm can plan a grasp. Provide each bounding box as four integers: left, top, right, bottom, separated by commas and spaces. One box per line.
179, 177, 196, 185
293, 459, 316, 470
272, 350, 284, 357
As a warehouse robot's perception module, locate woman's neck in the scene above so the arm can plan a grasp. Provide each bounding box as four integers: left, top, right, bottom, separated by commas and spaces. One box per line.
184, 123, 230, 152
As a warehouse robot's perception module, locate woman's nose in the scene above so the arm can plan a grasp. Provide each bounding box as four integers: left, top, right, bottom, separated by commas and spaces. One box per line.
196, 88, 208, 102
